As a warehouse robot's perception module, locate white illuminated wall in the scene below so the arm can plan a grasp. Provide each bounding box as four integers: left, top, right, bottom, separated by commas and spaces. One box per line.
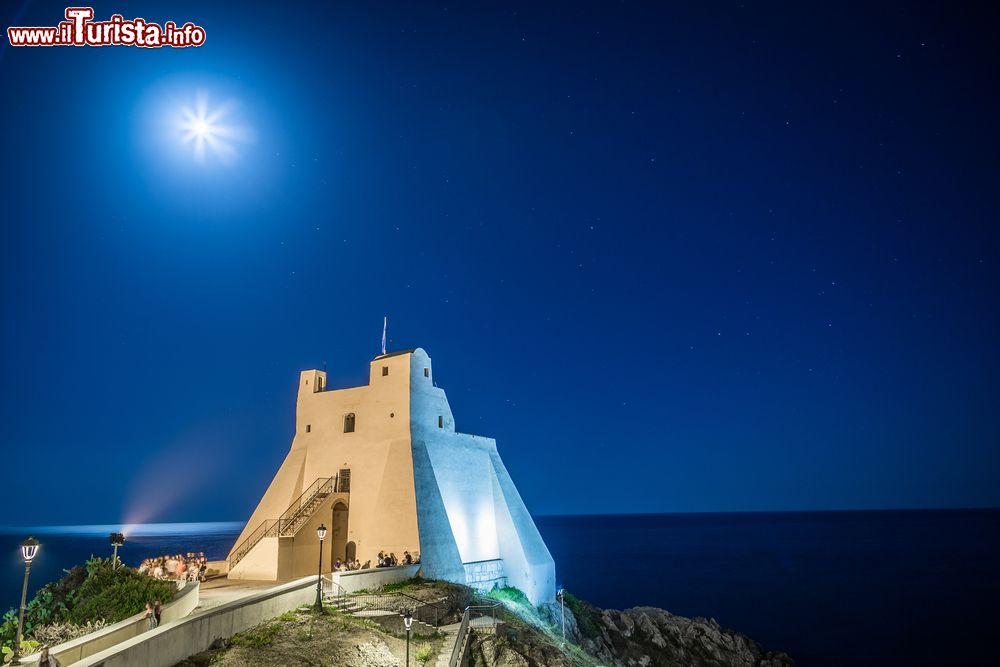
409, 349, 556, 605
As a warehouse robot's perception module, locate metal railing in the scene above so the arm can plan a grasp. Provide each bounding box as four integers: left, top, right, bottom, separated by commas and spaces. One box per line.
449, 609, 471, 667
277, 476, 334, 536
341, 592, 445, 628
467, 603, 500, 631
228, 520, 278, 570
323, 575, 348, 607
229, 475, 342, 570
449, 599, 501, 667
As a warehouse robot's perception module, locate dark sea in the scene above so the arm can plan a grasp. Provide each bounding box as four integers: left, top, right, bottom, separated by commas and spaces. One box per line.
3, 510, 999, 666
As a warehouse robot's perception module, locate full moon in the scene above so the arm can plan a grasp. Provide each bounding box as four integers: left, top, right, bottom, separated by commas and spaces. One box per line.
175, 90, 253, 165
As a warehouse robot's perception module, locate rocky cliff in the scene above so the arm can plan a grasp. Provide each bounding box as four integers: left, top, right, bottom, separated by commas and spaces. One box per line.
580, 605, 793, 667
477, 593, 794, 667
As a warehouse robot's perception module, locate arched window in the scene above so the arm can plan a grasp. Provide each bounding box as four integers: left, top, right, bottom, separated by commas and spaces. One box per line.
344, 413, 356, 433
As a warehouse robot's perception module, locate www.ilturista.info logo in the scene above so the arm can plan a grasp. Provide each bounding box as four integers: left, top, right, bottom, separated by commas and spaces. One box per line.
7, 7, 206, 48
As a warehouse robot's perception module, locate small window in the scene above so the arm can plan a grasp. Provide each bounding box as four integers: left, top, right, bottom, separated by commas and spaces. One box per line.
344, 413, 356, 433
305, 424, 311, 433
382, 366, 389, 376
438, 415, 443, 429
424, 367, 429, 378
318, 377, 325, 391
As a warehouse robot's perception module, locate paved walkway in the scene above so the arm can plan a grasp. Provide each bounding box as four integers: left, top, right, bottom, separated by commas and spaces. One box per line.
192, 576, 278, 613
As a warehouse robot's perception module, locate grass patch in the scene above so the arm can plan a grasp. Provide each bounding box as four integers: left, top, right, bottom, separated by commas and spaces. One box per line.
484, 586, 532, 611
321, 607, 389, 636
229, 622, 282, 648
380, 576, 424, 593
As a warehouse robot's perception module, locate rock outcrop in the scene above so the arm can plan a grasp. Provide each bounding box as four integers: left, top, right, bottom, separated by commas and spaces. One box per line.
537, 597, 794, 667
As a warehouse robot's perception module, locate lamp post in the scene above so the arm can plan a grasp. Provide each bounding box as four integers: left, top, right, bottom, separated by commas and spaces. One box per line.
11, 536, 40, 666
403, 608, 413, 666
314, 524, 327, 611
556, 588, 566, 646
109, 532, 125, 568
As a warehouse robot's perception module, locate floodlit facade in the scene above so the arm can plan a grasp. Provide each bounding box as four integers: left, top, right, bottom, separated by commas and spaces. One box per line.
227, 348, 556, 605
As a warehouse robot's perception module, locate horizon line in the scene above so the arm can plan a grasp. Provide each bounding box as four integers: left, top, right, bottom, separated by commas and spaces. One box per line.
535, 506, 1000, 518
3, 506, 998, 533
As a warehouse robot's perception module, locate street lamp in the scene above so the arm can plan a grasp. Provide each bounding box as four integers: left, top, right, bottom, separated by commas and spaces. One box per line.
403, 608, 413, 666
109, 532, 125, 568
314, 524, 327, 610
556, 588, 566, 646
11, 536, 40, 666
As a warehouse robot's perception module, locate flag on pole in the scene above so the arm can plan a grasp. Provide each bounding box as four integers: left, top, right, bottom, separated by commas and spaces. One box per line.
381, 316, 387, 356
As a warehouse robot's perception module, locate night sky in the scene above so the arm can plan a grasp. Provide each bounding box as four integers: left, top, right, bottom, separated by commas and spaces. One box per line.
1, 1, 997, 526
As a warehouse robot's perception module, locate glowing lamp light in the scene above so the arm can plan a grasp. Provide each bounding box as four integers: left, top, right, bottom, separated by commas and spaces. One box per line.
20, 536, 40, 564
316, 524, 327, 541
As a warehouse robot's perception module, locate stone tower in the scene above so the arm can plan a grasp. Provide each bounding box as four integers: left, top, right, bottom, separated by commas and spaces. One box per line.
227, 348, 555, 605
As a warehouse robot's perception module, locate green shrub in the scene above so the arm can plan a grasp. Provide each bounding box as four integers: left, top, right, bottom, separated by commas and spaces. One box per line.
65, 559, 175, 625
0, 564, 89, 648
562, 591, 601, 640
1, 557, 175, 652
2, 639, 39, 662
415, 641, 433, 663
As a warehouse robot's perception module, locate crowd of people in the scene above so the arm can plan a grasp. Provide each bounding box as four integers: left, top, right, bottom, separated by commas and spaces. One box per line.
134, 547, 418, 581
136, 552, 208, 582
333, 558, 367, 571
331, 550, 420, 571
376, 550, 418, 568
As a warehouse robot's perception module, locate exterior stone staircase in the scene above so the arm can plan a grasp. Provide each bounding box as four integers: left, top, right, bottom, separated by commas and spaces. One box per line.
323, 578, 447, 640
228, 476, 336, 570
321, 577, 501, 667
433, 622, 463, 667
438, 602, 501, 667
326, 594, 440, 635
